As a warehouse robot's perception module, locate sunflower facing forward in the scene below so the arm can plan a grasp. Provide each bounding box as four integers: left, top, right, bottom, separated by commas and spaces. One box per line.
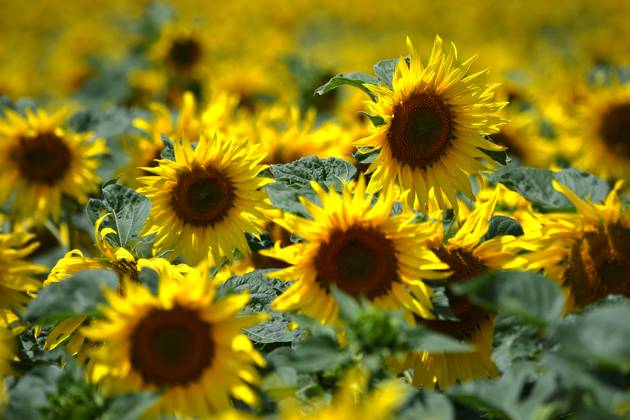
261, 176, 449, 323
138, 133, 272, 264
357, 36, 505, 212
403, 193, 524, 389
0, 108, 107, 222
83, 264, 266, 417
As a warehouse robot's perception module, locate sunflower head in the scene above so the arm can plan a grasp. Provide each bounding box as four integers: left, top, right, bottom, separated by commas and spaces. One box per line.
357, 35, 505, 213
83, 260, 266, 417
262, 176, 448, 323
152, 24, 205, 73
138, 132, 272, 264
0, 108, 107, 222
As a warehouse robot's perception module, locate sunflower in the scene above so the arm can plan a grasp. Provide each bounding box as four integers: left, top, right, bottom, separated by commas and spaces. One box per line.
521, 181, 630, 312
280, 366, 407, 420
403, 193, 524, 389
151, 23, 206, 74
45, 214, 192, 356
571, 83, 630, 181
356, 35, 505, 213
138, 132, 272, 264
0, 231, 46, 321
82, 264, 266, 417
261, 176, 449, 323
123, 90, 239, 188
0, 108, 107, 222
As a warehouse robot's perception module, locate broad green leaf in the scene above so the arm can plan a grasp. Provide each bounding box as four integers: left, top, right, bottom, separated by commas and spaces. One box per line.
314, 72, 378, 100
159, 134, 175, 160
373, 57, 400, 88
25, 270, 118, 324
554, 299, 630, 372
219, 270, 301, 344
401, 328, 473, 353
483, 216, 524, 241
398, 391, 455, 420
487, 164, 610, 212
281, 334, 351, 373
491, 314, 548, 371
358, 111, 386, 126
5, 365, 63, 420
86, 183, 151, 248
266, 157, 357, 217
452, 271, 564, 327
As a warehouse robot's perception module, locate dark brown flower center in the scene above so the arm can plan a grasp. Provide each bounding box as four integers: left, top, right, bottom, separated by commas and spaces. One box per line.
168, 38, 202, 70
170, 166, 235, 227
599, 103, 630, 157
388, 92, 453, 168
13, 132, 72, 185
314, 226, 398, 299
419, 247, 492, 341
489, 129, 525, 160
565, 223, 630, 309
130, 306, 214, 387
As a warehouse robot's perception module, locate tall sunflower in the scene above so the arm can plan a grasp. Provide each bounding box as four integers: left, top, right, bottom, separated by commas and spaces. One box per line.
403, 193, 523, 389
138, 133, 272, 264
357, 36, 505, 212
0, 231, 46, 321
151, 23, 206, 75
0, 108, 107, 222
571, 83, 630, 181
521, 181, 630, 312
261, 176, 449, 324
83, 264, 266, 417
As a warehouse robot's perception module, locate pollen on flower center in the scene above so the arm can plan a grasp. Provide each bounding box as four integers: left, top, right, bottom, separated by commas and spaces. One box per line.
14, 132, 72, 185
168, 38, 202, 69
314, 226, 398, 299
599, 103, 630, 157
170, 166, 235, 227
565, 223, 630, 308
130, 306, 214, 386
388, 92, 453, 168
419, 247, 492, 340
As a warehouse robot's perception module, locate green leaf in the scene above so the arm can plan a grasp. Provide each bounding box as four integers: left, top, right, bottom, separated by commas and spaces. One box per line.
554, 299, 630, 372
487, 164, 610, 212
269, 156, 357, 190
266, 157, 357, 217
282, 334, 351, 373
483, 216, 524, 241
314, 72, 378, 100
452, 271, 564, 327
373, 57, 400, 89
159, 134, 175, 160
358, 111, 386, 126
492, 314, 549, 371
219, 270, 301, 344
5, 365, 63, 420
401, 328, 474, 353
449, 362, 560, 420
25, 270, 118, 324
101, 392, 159, 420
86, 183, 151, 248
480, 147, 510, 165
399, 391, 455, 420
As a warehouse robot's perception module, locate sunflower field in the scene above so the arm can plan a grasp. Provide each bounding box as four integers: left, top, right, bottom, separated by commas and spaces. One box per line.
1, 0, 630, 418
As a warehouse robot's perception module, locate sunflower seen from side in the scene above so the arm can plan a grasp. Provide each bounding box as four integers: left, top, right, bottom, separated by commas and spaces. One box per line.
138, 132, 272, 264
261, 176, 449, 324
522, 181, 630, 312
404, 193, 524, 389
0, 108, 107, 222
357, 36, 505, 213
83, 264, 266, 417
